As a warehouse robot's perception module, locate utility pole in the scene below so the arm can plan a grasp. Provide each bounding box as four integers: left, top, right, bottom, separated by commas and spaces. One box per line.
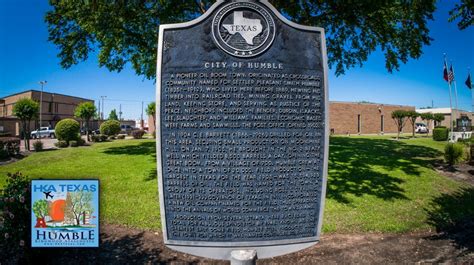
141, 101, 144, 129
38, 81, 47, 131
119, 104, 122, 120
100, 96, 107, 120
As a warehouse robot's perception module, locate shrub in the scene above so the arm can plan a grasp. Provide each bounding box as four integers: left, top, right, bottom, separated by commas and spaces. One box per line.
55, 118, 80, 143
117, 134, 126, 140
77, 138, 85, 146
0, 132, 12, 137
91, 134, 108, 142
444, 143, 465, 165
69, 140, 78, 147
32, 141, 43, 152
0, 137, 20, 159
91, 135, 100, 142
457, 138, 472, 147
100, 120, 121, 136
0, 149, 6, 159
433, 127, 449, 141
132, 130, 145, 139
54, 140, 68, 148
0, 172, 31, 264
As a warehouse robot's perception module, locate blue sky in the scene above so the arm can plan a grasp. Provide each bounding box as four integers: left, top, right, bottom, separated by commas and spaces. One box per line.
1, 0, 473, 120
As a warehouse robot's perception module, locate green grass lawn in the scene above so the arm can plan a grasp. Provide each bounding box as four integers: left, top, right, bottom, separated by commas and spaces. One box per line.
325, 136, 464, 233
0, 136, 468, 232
0, 140, 161, 230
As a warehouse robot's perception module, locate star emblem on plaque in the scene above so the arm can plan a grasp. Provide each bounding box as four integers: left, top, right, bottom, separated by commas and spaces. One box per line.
212, 2, 276, 57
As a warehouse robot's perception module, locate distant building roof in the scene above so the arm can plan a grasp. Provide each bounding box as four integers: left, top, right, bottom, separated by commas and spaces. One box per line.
0, 90, 93, 102
329, 101, 413, 108
416, 108, 471, 114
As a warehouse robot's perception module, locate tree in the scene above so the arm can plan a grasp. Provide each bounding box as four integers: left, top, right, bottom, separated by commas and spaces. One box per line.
391, 110, 408, 140
108, 109, 119, 121
13, 98, 39, 151
65, 191, 94, 226
146, 102, 156, 131
45, 1, 439, 79
433, 113, 446, 127
74, 102, 97, 142
32, 199, 49, 219
33, 199, 49, 228
448, 0, 474, 30
420, 112, 434, 135
406, 110, 419, 138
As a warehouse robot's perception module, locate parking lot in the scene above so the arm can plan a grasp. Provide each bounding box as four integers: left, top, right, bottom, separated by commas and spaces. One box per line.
20, 137, 58, 151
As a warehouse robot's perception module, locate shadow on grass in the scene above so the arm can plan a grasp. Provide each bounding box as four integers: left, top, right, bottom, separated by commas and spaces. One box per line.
145, 168, 157, 182
329, 137, 442, 204
100, 137, 443, 206
13, 230, 201, 265
103, 141, 156, 157
426, 186, 474, 252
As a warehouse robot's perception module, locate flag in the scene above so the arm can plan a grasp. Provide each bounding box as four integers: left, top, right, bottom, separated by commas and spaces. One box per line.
443, 61, 449, 82
448, 64, 455, 83
466, 73, 472, 89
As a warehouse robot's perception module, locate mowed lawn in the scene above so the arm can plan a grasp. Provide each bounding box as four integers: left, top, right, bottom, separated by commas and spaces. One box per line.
0, 140, 161, 229
0, 136, 467, 232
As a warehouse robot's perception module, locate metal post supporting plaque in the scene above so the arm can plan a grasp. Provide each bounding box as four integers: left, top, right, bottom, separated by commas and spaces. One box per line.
156, 0, 329, 261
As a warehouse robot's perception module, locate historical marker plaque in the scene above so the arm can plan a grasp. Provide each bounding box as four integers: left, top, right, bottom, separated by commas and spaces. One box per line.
156, 0, 329, 259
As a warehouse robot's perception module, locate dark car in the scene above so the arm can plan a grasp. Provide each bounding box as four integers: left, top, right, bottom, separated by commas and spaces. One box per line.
120, 124, 136, 135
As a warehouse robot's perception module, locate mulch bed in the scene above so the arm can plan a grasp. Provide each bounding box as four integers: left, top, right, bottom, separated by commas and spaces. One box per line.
15, 224, 470, 265
434, 162, 474, 186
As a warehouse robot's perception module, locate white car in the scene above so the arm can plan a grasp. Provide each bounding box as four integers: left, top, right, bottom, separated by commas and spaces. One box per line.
415, 123, 428, 134
31, 127, 55, 139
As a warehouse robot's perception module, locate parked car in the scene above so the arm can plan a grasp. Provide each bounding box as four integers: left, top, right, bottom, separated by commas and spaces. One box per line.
120, 124, 136, 135
31, 127, 55, 139
415, 123, 428, 134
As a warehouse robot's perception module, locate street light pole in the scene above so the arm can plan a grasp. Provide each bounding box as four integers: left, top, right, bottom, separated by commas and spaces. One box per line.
100, 96, 107, 120
39, 81, 47, 133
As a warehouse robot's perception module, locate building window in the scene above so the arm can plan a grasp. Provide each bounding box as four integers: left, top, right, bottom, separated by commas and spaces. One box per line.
381, 115, 384, 132
357, 114, 361, 134
48, 102, 53, 113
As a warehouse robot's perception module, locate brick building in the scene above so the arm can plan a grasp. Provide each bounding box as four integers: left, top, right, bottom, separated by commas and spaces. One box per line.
0, 90, 94, 136
329, 101, 415, 135
147, 101, 415, 135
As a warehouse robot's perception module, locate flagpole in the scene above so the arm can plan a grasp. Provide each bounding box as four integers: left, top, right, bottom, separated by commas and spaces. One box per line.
469, 67, 473, 114
444, 55, 454, 141
452, 62, 459, 133
469, 68, 473, 131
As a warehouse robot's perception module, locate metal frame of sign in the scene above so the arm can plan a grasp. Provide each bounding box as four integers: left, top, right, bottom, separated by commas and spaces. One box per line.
155, 0, 329, 259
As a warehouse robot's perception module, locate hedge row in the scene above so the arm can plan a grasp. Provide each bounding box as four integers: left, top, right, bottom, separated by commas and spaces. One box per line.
433, 127, 448, 141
